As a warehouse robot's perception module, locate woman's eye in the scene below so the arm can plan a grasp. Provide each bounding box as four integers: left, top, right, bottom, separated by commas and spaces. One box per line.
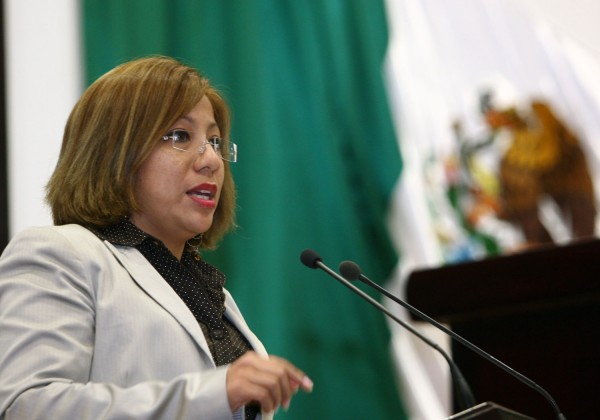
208, 136, 222, 147
172, 130, 192, 144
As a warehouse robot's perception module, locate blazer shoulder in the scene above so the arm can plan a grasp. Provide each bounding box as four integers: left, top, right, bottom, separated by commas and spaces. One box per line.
2, 224, 115, 276
9, 224, 101, 245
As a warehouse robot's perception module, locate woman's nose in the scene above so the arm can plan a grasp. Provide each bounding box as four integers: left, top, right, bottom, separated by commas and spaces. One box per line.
194, 141, 223, 172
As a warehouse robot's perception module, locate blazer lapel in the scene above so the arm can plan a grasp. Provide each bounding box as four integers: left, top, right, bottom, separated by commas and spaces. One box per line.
103, 241, 215, 366
223, 292, 269, 358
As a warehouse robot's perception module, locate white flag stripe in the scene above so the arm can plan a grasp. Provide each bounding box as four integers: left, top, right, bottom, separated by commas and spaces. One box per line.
383, 0, 600, 418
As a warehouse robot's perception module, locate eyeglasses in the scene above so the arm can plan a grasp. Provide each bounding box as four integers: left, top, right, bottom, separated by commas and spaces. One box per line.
162, 129, 238, 162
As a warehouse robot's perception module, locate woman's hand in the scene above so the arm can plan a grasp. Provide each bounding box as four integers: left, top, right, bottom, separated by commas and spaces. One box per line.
226, 351, 313, 414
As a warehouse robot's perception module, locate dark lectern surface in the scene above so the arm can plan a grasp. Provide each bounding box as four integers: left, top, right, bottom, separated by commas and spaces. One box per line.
406, 238, 600, 419
448, 402, 535, 420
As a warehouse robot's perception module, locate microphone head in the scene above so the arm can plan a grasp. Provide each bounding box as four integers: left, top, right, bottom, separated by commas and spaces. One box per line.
339, 260, 362, 280
300, 249, 322, 269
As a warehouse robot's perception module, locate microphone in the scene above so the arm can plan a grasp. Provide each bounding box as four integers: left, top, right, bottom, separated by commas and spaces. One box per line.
338, 260, 566, 420
300, 249, 476, 411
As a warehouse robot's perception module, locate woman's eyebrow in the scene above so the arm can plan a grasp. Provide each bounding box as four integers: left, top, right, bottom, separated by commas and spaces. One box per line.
180, 115, 219, 131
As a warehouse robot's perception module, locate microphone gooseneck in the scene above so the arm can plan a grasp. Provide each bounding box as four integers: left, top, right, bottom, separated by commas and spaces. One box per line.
338, 260, 566, 420
300, 249, 476, 412
339, 259, 476, 410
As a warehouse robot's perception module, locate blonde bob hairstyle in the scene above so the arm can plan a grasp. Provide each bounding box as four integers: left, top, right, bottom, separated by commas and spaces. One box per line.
46, 56, 236, 249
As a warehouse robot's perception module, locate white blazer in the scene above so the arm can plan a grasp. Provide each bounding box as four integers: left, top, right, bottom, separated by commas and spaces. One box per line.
0, 224, 271, 420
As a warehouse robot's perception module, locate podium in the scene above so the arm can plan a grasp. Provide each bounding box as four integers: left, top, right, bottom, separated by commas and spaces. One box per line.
449, 402, 534, 419
406, 238, 600, 419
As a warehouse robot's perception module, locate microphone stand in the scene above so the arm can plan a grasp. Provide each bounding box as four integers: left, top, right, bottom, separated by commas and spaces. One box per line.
339, 260, 566, 420
300, 250, 476, 411
339, 262, 476, 411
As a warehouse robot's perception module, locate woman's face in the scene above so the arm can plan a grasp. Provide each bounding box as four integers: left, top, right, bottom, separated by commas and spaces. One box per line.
130, 96, 225, 257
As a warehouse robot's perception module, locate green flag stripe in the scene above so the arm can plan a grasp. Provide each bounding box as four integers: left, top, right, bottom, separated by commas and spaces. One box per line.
83, 1, 405, 418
